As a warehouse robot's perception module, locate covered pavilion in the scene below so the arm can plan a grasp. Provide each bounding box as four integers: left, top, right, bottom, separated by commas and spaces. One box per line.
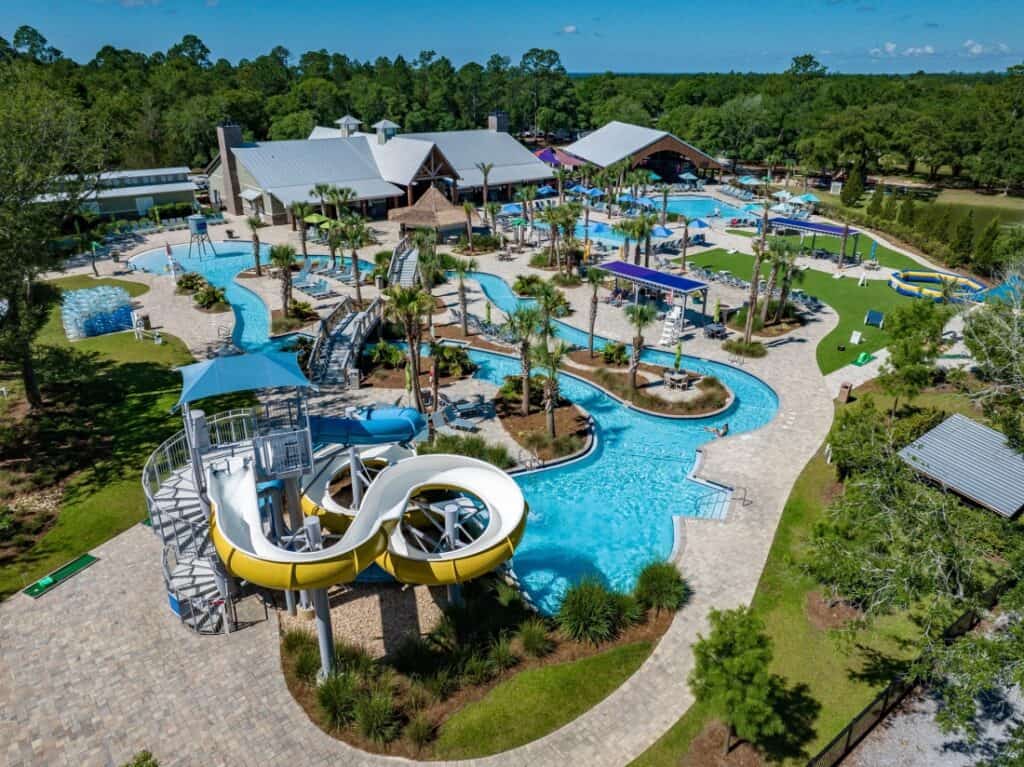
387, 185, 467, 234
768, 217, 861, 256
600, 260, 711, 322
563, 121, 721, 182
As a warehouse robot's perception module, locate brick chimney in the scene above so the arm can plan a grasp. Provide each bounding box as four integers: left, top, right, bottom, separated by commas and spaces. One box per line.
215, 124, 244, 215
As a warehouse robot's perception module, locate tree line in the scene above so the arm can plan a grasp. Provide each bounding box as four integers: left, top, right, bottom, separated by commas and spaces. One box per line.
3, 27, 1023, 192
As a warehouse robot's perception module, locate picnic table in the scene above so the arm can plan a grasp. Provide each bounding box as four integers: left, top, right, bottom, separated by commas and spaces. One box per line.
703, 323, 728, 339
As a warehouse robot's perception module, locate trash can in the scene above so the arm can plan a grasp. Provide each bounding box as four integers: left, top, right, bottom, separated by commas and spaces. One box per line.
138, 313, 152, 330
838, 381, 853, 404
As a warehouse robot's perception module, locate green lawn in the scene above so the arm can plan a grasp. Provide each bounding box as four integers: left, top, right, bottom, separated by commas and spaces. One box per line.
687, 250, 914, 374
632, 388, 982, 767
0, 275, 197, 598
434, 641, 652, 759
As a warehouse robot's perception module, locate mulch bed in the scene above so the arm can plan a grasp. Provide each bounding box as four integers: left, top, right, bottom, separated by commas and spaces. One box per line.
432, 323, 511, 354
282, 608, 674, 759
496, 402, 590, 461
805, 590, 863, 631
361, 356, 467, 390
683, 721, 765, 767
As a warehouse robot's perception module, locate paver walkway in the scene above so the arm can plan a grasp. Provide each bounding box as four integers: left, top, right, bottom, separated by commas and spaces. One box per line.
7, 214, 839, 766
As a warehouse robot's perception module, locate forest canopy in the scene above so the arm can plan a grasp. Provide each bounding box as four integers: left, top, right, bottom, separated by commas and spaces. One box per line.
1, 25, 1022, 192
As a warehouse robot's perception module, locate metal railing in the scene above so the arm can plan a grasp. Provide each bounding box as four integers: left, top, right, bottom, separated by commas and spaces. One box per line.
306, 296, 354, 378
387, 236, 412, 285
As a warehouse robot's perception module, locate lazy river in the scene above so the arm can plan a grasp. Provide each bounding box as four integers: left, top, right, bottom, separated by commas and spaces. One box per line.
462, 272, 778, 611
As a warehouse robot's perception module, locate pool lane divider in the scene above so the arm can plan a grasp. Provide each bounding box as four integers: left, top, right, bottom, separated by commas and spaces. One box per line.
22, 554, 99, 598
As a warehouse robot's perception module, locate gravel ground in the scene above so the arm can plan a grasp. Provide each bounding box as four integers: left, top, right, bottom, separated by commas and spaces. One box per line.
850, 685, 1023, 767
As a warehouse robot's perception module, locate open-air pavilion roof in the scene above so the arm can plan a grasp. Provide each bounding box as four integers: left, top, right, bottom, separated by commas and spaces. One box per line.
175, 352, 311, 409
600, 260, 708, 296
769, 217, 859, 237
899, 414, 1024, 518
563, 121, 719, 170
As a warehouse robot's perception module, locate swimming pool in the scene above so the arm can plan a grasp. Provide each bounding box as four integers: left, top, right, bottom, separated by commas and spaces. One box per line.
534, 220, 630, 245
130, 241, 371, 351
666, 195, 751, 222
464, 271, 778, 612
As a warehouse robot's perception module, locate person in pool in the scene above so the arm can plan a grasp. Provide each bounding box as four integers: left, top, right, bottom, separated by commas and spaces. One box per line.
704, 423, 729, 438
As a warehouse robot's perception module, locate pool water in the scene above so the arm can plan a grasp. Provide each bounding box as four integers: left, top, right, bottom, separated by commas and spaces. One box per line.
666, 195, 750, 221
131, 241, 371, 351
465, 271, 778, 612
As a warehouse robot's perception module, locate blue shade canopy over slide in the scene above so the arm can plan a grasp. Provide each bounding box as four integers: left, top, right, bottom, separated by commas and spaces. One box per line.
176, 352, 311, 408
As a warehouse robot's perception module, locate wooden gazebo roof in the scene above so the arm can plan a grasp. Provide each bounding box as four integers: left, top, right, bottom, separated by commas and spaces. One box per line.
387, 186, 465, 229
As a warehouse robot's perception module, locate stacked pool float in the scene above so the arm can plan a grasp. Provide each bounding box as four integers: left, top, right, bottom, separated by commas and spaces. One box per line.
61, 286, 134, 340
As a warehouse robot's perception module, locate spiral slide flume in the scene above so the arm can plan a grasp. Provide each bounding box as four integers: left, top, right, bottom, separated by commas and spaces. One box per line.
366, 454, 528, 585
208, 456, 403, 591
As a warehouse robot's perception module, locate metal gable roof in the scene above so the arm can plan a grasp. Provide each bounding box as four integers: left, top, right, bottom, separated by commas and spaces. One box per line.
899, 414, 1024, 518
564, 121, 717, 169
401, 129, 553, 187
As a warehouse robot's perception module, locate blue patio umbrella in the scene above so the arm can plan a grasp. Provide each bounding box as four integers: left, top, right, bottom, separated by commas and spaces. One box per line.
618, 193, 636, 203
680, 172, 699, 181
636, 197, 657, 208
500, 203, 523, 215
536, 185, 556, 196
689, 218, 709, 229
567, 184, 588, 194
586, 187, 604, 198
738, 175, 760, 186
651, 225, 673, 238
798, 192, 821, 203
644, 170, 661, 181
591, 221, 611, 233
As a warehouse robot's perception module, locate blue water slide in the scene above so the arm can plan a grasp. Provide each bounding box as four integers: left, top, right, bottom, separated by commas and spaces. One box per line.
308, 407, 426, 446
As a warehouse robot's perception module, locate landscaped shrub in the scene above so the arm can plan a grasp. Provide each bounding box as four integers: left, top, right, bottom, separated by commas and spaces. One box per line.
418, 434, 513, 469
529, 251, 551, 268
175, 272, 206, 293
317, 671, 360, 729
193, 284, 227, 310
404, 681, 435, 712
488, 634, 520, 671
333, 640, 374, 678
423, 667, 459, 700
370, 341, 404, 369
613, 593, 646, 627
390, 635, 439, 677
491, 578, 524, 608
722, 339, 767, 358
282, 627, 316, 656
290, 300, 318, 321
456, 233, 502, 253
294, 646, 322, 684
557, 579, 622, 644
731, 300, 801, 332
513, 274, 544, 295
355, 689, 400, 743
551, 272, 582, 287
522, 431, 584, 459
517, 617, 555, 657
405, 712, 436, 751
601, 342, 629, 366
460, 652, 497, 685
122, 751, 159, 767
497, 374, 546, 407
634, 561, 691, 613
432, 344, 476, 377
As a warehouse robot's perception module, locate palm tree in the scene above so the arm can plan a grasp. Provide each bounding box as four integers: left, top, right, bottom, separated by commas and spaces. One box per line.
634, 211, 658, 268
759, 239, 795, 326
624, 303, 657, 390
515, 185, 537, 227
475, 161, 494, 206
504, 306, 542, 417
326, 223, 343, 270
553, 166, 572, 203
383, 285, 433, 413
309, 182, 331, 214
451, 256, 478, 336
246, 215, 263, 276
326, 185, 356, 222
678, 214, 691, 274
773, 246, 803, 325
289, 201, 312, 262
484, 201, 501, 241
341, 216, 370, 307
462, 201, 476, 253
269, 244, 296, 317
413, 228, 439, 335
531, 339, 570, 438
586, 267, 606, 357
612, 220, 634, 262
657, 184, 671, 226
539, 205, 561, 268
744, 195, 771, 344
559, 201, 582, 274
533, 279, 562, 334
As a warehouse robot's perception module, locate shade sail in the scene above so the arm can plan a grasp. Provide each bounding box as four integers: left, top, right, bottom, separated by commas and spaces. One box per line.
176, 352, 311, 408
769, 217, 859, 237
601, 260, 708, 295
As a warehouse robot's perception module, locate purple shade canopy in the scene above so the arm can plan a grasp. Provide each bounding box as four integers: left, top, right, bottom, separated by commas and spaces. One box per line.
770, 217, 859, 237
601, 260, 708, 295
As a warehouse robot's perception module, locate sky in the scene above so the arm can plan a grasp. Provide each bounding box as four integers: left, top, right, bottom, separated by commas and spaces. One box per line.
3, 0, 1022, 74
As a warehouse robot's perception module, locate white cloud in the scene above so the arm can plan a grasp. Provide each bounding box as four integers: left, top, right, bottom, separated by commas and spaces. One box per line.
903, 45, 935, 57
869, 41, 898, 57
962, 39, 1010, 57
561, 24, 578, 35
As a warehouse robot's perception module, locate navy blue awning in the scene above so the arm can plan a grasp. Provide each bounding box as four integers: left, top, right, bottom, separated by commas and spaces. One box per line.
769, 217, 859, 237
600, 260, 708, 295
176, 352, 311, 408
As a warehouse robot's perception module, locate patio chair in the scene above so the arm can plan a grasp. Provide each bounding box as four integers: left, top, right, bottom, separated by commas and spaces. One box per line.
442, 405, 478, 433
864, 310, 885, 328
453, 394, 487, 418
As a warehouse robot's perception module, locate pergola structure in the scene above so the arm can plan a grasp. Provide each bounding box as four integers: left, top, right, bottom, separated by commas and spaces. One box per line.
600, 260, 711, 321
768, 217, 861, 257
